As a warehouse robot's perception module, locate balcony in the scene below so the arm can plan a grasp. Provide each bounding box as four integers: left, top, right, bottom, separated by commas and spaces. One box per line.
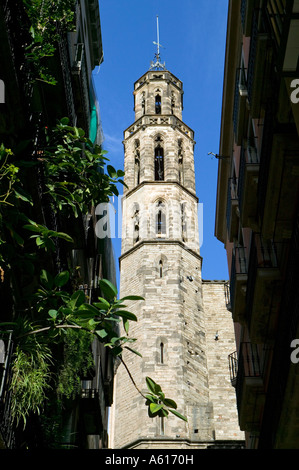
247, 10, 269, 118
230, 246, 248, 324
245, 233, 287, 342
241, 0, 261, 37
80, 386, 103, 435
233, 67, 248, 145
226, 178, 239, 242
258, 107, 299, 240
228, 342, 265, 432
238, 144, 260, 230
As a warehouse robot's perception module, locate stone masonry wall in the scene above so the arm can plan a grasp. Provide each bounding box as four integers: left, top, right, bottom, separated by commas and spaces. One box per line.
202, 280, 244, 441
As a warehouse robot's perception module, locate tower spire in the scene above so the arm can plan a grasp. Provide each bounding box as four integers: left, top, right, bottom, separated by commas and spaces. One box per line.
150, 15, 166, 70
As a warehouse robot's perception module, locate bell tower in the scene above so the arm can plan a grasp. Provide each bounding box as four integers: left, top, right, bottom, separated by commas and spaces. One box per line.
110, 24, 244, 450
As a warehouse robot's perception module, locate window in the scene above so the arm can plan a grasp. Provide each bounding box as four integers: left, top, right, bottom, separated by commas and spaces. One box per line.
178, 139, 183, 184
155, 94, 161, 114
156, 201, 166, 235
160, 342, 164, 363
154, 136, 164, 181
159, 259, 163, 278
134, 139, 140, 185
133, 204, 140, 244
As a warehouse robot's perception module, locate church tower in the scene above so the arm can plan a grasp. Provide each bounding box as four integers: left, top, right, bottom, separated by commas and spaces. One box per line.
110, 26, 244, 449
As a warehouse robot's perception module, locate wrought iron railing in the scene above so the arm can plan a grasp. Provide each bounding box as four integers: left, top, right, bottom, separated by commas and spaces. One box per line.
264, 0, 287, 54
245, 233, 285, 329
226, 177, 238, 235
230, 246, 247, 312
228, 342, 263, 409
238, 144, 260, 216
233, 67, 247, 138
257, 105, 274, 222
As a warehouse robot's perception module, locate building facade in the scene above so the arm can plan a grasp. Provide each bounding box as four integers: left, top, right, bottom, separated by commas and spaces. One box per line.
110, 56, 244, 449
0, 0, 115, 449
215, 0, 299, 449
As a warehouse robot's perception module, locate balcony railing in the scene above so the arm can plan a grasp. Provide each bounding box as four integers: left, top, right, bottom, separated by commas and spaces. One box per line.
233, 67, 248, 145
238, 144, 260, 228
229, 342, 265, 431
247, 9, 269, 117
230, 246, 248, 323
264, 0, 288, 55
245, 233, 286, 341
226, 178, 239, 242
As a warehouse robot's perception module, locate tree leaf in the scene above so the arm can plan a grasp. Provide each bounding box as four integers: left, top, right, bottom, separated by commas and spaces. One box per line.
146, 377, 162, 396
168, 408, 188, 422
40, 269, 54, 289
99, 279, 118, 300
54, 270, 70, 287
120, 295, 145, 301
116, 310, 137, 322
163, 398, 177, 409
78, 303, 100, 317
68, 290, 86, 310
124, 346, 142, 357
150, 403, 163, 414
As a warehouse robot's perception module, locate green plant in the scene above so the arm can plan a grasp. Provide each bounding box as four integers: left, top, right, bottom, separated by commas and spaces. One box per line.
56, 328, 94, 400
23, 0, 77, 85
42, 118, 126, 217
10, 344, 52, 428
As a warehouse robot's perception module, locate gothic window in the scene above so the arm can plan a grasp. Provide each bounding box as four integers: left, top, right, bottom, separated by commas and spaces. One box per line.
154, 135, 164, 181
159, 259, 163, 278
141, 92, 145, 115
160, 342, 164, 363
181, 202, 187, 242
156, 201, 166, 235
134, 139, 140, 185
133, 204, 140, 244
155, 94, 161, 114
178, 139, 184, 184
171, 92, 175, 115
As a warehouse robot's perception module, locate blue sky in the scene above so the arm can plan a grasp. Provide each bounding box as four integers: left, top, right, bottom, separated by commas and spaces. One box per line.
93, 0, 229, 287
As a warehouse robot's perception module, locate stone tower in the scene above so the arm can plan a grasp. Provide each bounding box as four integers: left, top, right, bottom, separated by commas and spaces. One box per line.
110, 52, 244, 449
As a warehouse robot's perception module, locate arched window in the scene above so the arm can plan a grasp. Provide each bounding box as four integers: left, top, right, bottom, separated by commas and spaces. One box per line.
178, 139, 183, 184
133, 204, 140, 244
181, 202, 187, 242
155, 94, 161, 114
160, 342, 164, 363
154, 136, 164, 181
134, 139, 140, 186
171, 92, 175, 115
156, 201, 166, 235
159, 259, 163, 278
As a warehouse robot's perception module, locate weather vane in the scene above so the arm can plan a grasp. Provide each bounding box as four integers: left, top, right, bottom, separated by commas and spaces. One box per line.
150, 15, 166, 70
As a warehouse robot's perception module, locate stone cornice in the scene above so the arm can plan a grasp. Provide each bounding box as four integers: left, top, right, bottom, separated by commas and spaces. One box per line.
123, 114, 195, 142
123, 180, 198, 202
119, 239, 202, 266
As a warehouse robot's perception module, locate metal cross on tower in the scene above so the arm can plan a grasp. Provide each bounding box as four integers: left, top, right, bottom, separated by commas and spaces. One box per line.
150, 15, 166, 70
